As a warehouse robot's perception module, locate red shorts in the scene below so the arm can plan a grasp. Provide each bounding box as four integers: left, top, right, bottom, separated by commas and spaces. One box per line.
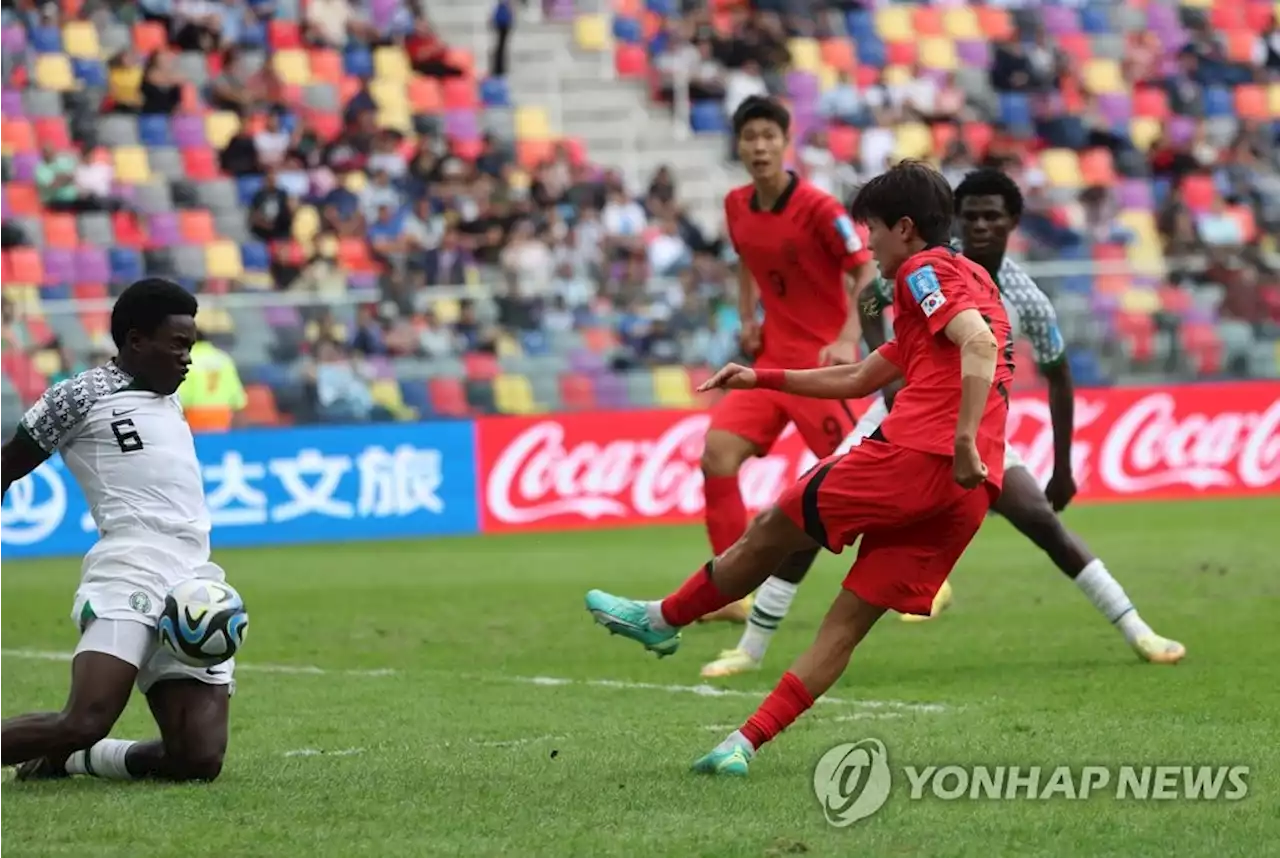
709, 388, 857, 457
776, 439, 992, 616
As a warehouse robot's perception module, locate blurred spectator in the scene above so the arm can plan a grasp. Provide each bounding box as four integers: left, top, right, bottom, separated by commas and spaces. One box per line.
141, 50, 184, 114
309, 339, 381, 424
491, 0, 514, 78
818, 70, 867, 126
724, 58, 768, 118
501, 220, 554, 295
106, 50, 144, 113
172, 0, 228, 52
991, 41, 1035, 93
305, 0, 378, 47
210, 46, 283, 116
1079, 186, 1135, 246
406, 20, 465, 78
249, 170, 294, 241
254, 109, 292, 169
178, 331, 247, 433
36, 144, 118, 213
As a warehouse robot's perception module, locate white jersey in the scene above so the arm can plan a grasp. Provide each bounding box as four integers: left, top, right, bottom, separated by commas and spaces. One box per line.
19, 363, 211, 557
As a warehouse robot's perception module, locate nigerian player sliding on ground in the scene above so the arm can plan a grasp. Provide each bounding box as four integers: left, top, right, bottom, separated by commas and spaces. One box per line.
702, 169, 1184, 679
2, 279, 235, 783
587, 162, 1014, 775
697, 95, 876, 624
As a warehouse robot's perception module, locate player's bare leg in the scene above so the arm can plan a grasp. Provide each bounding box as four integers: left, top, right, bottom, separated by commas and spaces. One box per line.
3, 651, 135, 778
994, 466, 1185, 664
586, 507, 817, 656
694, 589, 887, 775
699, 429, 763, 623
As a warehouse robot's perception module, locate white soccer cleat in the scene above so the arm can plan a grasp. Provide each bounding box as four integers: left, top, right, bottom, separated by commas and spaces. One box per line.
1132, 633, 1186, 665
700, 648, 762, 678
899, 580, 953, 623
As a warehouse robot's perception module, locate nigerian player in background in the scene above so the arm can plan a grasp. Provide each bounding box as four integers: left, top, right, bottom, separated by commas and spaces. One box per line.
698, 95, 876, 624
2, 278, 236, 783
702, 168, 1184, 679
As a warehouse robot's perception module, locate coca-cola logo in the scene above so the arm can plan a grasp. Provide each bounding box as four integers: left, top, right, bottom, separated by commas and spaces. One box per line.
1098, 393, 1280, 493
484, 416, 815, 525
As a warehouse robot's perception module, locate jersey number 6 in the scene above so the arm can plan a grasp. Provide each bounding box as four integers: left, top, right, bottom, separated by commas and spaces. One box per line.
110, 418, 144, 453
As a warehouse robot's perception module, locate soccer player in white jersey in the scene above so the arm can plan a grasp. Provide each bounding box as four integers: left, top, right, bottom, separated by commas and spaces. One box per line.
701, 169, 1185, 679
2, 278, 234, 783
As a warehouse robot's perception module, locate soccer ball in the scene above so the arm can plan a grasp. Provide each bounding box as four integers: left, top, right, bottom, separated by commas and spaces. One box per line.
157, 579, 248, 667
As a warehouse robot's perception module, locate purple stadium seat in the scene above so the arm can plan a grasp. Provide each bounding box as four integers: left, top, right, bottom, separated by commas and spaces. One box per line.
2, 89, 24, 117
568, 348, 605, 374
12, 152, 40, 182
148, 213, 181, 246
1116, 179, 1153, 210
171, 115, 206, 149
368, 0, 400, 30
1, 187, 8, 220
1040, 6, 1078, 35
348, 273, 378, 291
366, 355, 394, 378
956, 40, 991, 68
1096, 93, 1131, 125
545, 0, 576, 21
1, 25, 25, 54
74, 247, 110, 282
42, 249, 75, 284
264, 305, 302, 328
593, 372, 629, 410
1166, 115, 1196, 146
443, 110, 479, 141
785, 71, 819, 102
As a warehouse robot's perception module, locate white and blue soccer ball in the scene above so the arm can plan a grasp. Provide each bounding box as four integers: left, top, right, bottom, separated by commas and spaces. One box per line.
157, 579, 248, 667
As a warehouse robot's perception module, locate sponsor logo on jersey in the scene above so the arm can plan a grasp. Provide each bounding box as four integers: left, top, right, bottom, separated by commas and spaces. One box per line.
907, 265, 943, 303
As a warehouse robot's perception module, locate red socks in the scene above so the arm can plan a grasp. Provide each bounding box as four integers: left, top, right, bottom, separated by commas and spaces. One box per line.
660, 563, 736, 627
740, 672, 815, 750
703, 475, 747, 556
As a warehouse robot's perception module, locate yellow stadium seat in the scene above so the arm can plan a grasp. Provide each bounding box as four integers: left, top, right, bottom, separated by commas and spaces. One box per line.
507, 168, 531, 192
34, 55, 75, 91
63, 21, 100, 58
515, 106, 551, 140
343, 170, 368, 192
1129, 117, 1161, 152
195, 307, 235, 335
495, 374, 537, 414
787, 38, 821, 73
1181, 0, 1210, 6
112, 146, 151, 184
205, 240, 243, 279
893, 122, 933, 161
205, 112, 241, 149
942, 7, 980, 39
817, 63, 837, 92
369, 78, 408, 110
239, 272, 274, 290
874, 6, 913, 40
272, 49, 310, 86
1082, 59, 1123, 94
574, 14, 608, 51
371, 379, 417, 420
32, 349, 61, 377
6, 285, 38, 309
376, 105, 411, 133
881, 64, 912, 87
432, 296, 461, 324
1117, 209, 1159, 240
1117, 210, 1164, 275
917, 37, 957, 70
1040, 149, 1082, 188
1120, 290, 1160, 315
373, 46, 410, 82
495, 333, 521, 357
653, 367, 694, 408
1269, 83, 1280, 117
292, 205, 320, 244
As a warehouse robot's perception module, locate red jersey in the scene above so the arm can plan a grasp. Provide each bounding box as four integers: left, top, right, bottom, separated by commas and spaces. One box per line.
874, 247, 1015, 492
725, 174, 872, 369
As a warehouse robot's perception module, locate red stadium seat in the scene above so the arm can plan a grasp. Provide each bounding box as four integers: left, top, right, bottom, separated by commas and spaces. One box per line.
1179, 174, 1216, 212
614, 44, 648, 77
5, 183, 41, 216
1115, 312, 1155, 362
43, 214, 79, 249
558, 373, 597, 411
1132, 87, 1170, 119
181, 147, 220, 180
268, 20, 302, 49
427, 377, 468, 417
463, 352, 500, 380
33, 117, 71, 150
132, 21, 167, 55
2, 118, 35, 154
179, 210, 217, 243
8, 247, 43, 283
112, 212, 147, 248
885, 40, 916, 66
827, 126, 858, 162
912, 5, 944, 36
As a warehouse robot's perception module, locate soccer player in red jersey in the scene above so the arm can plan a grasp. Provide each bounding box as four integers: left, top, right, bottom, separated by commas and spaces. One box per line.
699, 96, 875, 624
585, 162, 1014, 775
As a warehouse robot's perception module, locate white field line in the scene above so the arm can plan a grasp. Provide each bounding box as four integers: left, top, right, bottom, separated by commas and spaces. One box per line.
3, 649, 952, 714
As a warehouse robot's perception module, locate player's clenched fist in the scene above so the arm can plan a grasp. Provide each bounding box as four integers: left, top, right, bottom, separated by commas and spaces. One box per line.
952, 440, 988, 489
698, 363, 758, 392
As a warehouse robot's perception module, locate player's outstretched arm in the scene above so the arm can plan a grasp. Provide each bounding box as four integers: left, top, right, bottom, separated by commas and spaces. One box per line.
700, 354, 901, 400
944, 309, 998, 488
1, 429, 51, 497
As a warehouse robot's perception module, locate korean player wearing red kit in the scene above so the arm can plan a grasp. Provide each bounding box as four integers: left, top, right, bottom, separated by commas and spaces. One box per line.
776, 245, 1014, 615
718, 177, 872, 457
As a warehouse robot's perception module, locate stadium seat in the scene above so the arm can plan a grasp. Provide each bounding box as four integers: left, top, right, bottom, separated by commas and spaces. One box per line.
43, 214, 78, 249
875, 6, 912, 40
241, 384, 282, 427
427, 377, 469, 416
34, 55, 75, 91
558, 373, 597, 411
494, 373, 538, 414
63, 21, 100, 58
653, 366, 694, 407
574, 14, 608, 51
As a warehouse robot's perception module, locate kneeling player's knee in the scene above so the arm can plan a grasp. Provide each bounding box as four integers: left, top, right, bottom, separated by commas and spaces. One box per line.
171, 746, 224, 782
56, 710, 113, 751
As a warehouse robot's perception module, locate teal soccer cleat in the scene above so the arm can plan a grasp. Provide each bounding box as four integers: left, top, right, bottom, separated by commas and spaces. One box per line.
691, 739, 753, 777
584, 589, 681, 658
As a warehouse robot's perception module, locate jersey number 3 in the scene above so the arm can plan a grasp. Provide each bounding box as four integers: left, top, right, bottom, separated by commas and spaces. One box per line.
110, 418, 144, 453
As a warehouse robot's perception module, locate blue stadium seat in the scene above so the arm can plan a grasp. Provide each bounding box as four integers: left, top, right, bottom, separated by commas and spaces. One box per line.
343, 46, 373, 79
645, 0, 675, 15
72, 59, 107, 87
690, 100, 728, 133
236, 175, 265, 206
240, 19, 267, 48
399, 379, 431, 416
1203, 87, 1233, 118
845, 10, 875, 40
1079, 4, 1110, 33
28, 27, 61, 53
40, 283, 71, 301
999, 93, 1033, 128
109, 248, 143, 282
612, 16, 643, 44
240, 241, 270, 271
854, 36, 886, 68
1068, 349, 1105, 387
480, 77, 510, 108
138, 114, 173, 147
520, 329, 550, 356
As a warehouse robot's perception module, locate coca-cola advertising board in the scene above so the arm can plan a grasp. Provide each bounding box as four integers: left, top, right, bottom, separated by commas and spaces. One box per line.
476, 381, 1280, 534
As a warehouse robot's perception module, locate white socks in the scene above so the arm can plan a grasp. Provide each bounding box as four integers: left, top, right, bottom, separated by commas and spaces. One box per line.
65, 739, 137, 780
646, 601, 673, 633
738, 577, 799, 661
1074, 559, 1152, 643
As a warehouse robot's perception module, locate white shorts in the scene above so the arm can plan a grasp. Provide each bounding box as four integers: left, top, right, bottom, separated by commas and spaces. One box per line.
71, 532, 235, 695
74, 618, 236, 696
838, 395, 1027, 471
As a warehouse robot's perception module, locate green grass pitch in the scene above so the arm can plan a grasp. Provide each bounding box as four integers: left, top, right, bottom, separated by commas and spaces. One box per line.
3, 496, 1279, 857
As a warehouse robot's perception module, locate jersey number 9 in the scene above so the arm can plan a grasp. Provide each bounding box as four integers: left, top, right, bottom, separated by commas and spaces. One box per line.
111, 418, 144, 453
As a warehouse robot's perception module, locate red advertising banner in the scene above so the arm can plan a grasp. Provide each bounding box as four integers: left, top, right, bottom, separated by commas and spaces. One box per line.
476, 381, 1280, 533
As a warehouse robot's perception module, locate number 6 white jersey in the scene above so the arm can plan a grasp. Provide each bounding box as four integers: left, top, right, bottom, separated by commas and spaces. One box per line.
18, 362, 211, 557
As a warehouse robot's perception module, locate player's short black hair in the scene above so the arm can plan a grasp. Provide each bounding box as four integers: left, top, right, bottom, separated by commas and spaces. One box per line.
732, 96, 790, 138
954, 168, 1025, 220
849, 160, 954, 246
110, 278, 199, 349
